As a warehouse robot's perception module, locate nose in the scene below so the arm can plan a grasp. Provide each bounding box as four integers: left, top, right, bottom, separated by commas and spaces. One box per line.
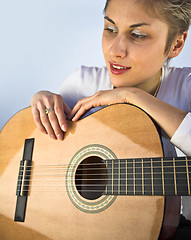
110, 35, 127, 59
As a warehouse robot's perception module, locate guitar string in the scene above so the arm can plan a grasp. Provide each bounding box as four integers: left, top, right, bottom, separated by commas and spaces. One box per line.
18, 161, 191, 172
17, 175, 190, 187
17, 177, 191, 193
17, 174, 191, 184
17, 159, 191, 191
18, 166, 191, 178
18, 173, 191, 184
18, 158, 191, 170
17, 181, 189, 188
16, 183, 189, 194
17, 170, 191, 183
17, 176, 190, 183
16, 189, 183, 194
17, 179, 190, 190
17, 175, 189, 181
16, 156, 191, 193
17, 174, 190, 193
16, 190, 188, 194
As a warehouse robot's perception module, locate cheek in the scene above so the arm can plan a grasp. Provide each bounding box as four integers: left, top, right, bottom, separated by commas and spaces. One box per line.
102, 35, 108, 58
102, 33, 113, 60
146, 48, 166, 67
134, 43, 166, 66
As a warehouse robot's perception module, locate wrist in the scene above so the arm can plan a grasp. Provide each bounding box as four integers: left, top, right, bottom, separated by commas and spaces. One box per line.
124, 87, 146, 106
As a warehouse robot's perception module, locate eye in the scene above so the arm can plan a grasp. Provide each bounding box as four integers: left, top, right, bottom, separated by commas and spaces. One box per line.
131, 30, 147, 40
104, 26, 118, 34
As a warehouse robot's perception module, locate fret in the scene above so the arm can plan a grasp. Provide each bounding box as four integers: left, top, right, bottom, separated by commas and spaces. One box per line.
133, 159, 135, 195
163, 157, 175, 195
112, 160, 114, 194
113, 160, 119, 195
135, 158, 142, 195
119, 159, 126, 195
118, 159, 120, 195
173, 157, 177, 195
186, 157, 191, 195
143, 158, 152, 195
126, 160, 127, 195
126, 159, 134, 195
142, 159, 144, 195
175, 157, 190, 196
153, 158, 163, 195
188, 157, 191, 195
161, 158, 165, 195
150, 158, 154, 196
105, 160, 108, 195
105, 160, 112, 195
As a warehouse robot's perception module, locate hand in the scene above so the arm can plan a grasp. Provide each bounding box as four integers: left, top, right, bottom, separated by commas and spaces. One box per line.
30, 91, 71, 140
69, 88, 130, 121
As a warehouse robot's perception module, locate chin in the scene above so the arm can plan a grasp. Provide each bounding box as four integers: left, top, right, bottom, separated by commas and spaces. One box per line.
110, 77, 128, 88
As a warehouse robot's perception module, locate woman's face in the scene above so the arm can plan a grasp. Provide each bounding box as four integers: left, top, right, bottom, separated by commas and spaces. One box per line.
102, 0, 170, 93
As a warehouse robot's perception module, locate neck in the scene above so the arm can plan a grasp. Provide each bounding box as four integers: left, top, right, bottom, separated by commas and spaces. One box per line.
150, 69, 162, 96
134, 69, 162, 96
103, 156, 191, 196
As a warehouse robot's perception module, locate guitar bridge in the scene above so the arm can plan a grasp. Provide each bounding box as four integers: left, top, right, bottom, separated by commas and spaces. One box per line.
14, 138, 34, 222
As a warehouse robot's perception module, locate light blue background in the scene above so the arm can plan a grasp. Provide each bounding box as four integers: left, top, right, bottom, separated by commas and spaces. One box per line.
0, 0, 190, 131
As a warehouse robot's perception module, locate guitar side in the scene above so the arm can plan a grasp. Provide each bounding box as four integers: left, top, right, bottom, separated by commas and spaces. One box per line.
0, 104, 179, 240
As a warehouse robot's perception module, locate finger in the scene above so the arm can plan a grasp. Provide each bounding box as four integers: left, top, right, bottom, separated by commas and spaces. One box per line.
42, 94, 65, 139
38, 103, 58, 140
31, 106, 48, 134
63, 102, 72, 117
70, 91, 114, 121
72, 101, 95, 122
69, 96, 94, 120
46, 109, 64, 140
54, 96, 71, 132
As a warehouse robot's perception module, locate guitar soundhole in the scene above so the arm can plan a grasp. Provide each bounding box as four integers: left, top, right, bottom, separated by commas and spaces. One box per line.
75, 156, 108, 200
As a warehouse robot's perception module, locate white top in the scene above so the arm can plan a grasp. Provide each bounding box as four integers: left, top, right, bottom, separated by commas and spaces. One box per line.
58, 65, 191, 219
157, 66, 191, 156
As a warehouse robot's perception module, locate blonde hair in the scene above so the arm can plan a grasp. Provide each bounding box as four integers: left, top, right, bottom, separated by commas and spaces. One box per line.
104, 0, 191, 55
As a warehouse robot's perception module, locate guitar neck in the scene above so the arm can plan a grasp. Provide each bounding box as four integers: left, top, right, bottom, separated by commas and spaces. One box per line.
103, 157, 191, 196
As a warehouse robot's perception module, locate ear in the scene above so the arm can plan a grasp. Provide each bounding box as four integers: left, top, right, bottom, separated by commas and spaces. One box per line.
168, 31, 187, 58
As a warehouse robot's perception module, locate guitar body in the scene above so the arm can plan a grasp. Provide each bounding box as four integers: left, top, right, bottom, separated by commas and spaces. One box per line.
0, 104, 180, 240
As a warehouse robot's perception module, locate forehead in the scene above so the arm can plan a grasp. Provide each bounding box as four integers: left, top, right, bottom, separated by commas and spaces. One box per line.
105, 0, 158, 23
105, 0, 167, 30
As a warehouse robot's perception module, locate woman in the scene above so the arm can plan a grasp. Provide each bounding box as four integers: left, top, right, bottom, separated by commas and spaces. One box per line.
31, 0, 191, 238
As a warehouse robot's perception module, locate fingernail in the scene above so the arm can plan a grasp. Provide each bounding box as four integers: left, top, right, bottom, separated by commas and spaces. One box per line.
61, 125, 67, 132
50, 134, 56, 140
72, 116, 77, 122
57, 134, 63, 141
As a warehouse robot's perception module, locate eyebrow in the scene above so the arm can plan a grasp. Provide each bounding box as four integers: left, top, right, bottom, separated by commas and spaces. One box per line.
130, 23, 150, 28
104, 16, 150, 28
104, 16, 115, 25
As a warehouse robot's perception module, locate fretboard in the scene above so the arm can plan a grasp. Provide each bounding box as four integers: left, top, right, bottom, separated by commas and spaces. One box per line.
103, 157, 191, 196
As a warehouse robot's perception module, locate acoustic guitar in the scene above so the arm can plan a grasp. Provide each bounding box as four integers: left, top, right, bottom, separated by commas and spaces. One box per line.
0, 104, 190, 240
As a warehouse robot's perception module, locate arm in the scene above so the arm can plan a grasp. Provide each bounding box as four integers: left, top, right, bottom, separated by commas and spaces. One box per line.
69, 87, 188, 150
127, 88, 187, 139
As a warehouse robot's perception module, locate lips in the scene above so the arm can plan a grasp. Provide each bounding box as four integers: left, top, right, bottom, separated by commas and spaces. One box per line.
109, 62, 131, 75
